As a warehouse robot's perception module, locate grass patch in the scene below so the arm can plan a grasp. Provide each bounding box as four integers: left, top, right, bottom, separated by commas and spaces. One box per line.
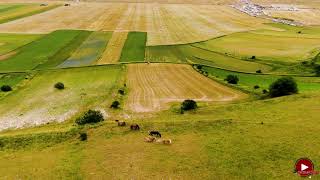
35, 31, 92, 69
0, 30, 83, 72
59, 31, 112, 68
0, 33, 42, 55
202, 66, 320, 93
120, 32, 147, 62
0, 65, 123, 131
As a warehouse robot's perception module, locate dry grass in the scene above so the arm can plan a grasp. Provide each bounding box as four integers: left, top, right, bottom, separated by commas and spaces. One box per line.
126, 63, 247, 112
265, 9, 320, 25
97, 31, 128, 64
0, 2, 271, 45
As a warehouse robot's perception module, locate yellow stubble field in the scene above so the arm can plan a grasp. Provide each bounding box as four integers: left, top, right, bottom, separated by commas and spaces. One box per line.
0, 2, 271, 45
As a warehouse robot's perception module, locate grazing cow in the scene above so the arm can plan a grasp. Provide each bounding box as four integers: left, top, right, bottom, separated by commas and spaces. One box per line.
130, 124, 140, 130
118, 121, 126, 126
149, 131, 161, 138
144, 136, 156, 143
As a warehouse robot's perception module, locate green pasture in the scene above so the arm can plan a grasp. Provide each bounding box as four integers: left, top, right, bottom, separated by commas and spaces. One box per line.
0, 30, 83, 72
146, 44, 272, 72
0, 91, 319, 179
202, 66, 320, 93
0, 65, 123, 131
36, 31, 92, 69
0, 33, 42, 55
193, 26, 320, 63
59, 31, 112, 68
120, 32, 147, 62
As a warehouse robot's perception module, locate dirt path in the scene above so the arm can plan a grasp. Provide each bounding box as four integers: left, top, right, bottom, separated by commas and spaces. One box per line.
126, 63, 247, 112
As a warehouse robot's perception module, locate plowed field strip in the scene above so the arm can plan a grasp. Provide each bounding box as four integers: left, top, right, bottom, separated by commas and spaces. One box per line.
126, 63, 247, 112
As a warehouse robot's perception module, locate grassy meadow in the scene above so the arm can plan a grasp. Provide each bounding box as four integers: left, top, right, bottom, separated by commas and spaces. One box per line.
120, 32, 147, 62
0, 91, 319, 179
0, 4, 317, 178
0, 30, 84, 71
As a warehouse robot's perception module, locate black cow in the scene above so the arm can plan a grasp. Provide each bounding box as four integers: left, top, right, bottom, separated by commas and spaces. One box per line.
149, 131, 161, 138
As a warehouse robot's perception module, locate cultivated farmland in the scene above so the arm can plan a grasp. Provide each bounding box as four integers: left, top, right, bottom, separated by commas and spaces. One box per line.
59, 31, 112, 68
120, 32, 147, 62
126, 63, 247, 112
0, 3, 272, 45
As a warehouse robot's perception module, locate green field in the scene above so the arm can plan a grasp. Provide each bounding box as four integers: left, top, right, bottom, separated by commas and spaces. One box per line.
193, 25, 320, 63
0, 30, 83, 72
120, 32, 147, 62
59, 31, 112, 68
36, 31, 92, 69
201, 65, 320, 93
0, 33, 42, 55
0, 65, 123, 131
0, 91, 319, 179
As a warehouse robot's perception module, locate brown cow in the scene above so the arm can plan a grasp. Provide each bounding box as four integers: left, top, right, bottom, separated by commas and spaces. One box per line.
130, 124, 140, 130
118, 121, 126, 126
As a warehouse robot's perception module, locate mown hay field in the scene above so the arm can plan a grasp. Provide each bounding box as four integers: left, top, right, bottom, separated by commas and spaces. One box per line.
265, 8, 320, 26
0, 65, 122, 131
0, 3, 59, 24
126, 63, 247, 112
97, 31, 128, 64
0, 3, 272, 45
59, 31, 112, 68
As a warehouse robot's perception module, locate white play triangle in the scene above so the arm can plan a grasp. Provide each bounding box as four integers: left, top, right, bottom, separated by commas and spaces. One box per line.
301, 164, 309, 171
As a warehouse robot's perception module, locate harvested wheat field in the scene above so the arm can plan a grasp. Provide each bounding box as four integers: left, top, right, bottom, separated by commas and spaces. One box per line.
126, 63, 247, 112
97, 31, 128, 64
0, 2, 271, 45
265, 8, 320, 25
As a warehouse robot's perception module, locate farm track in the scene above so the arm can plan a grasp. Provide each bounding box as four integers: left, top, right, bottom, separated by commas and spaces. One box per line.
126, 63, 247, 112
0, 2, 270, 46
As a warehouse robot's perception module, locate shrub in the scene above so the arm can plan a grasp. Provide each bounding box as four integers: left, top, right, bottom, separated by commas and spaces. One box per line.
196, 65, 203, 70
254, 85, 260, 89
181, 99, 197, 111
256, 69, 262, 73
251, 56, 256, 59
225, 75, 239, 84
1, 85, 12, 92
118, 89, 125, 95
75, 110, 104, 125
262, 89, 268, 94
110, 101, 120, 109
314, 65, 320, 76
54, 82, 65, 90
269, 77, 298, 97
79, 132, 87, 141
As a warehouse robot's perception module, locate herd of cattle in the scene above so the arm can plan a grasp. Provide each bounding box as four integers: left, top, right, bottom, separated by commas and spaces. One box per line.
115, 120, 172, 145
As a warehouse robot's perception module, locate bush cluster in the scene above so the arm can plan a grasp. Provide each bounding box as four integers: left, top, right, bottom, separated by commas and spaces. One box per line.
225, 75, 239, 84
110, 101, 120, 109
75, 110, 104, 125
181, 99, 197, 111
54, 82, 65, 90
269, 77, 298, 97
1, 85, 12, 92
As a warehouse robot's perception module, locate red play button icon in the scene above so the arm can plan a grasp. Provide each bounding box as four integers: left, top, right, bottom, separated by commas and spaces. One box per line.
295, 158, 314, 176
